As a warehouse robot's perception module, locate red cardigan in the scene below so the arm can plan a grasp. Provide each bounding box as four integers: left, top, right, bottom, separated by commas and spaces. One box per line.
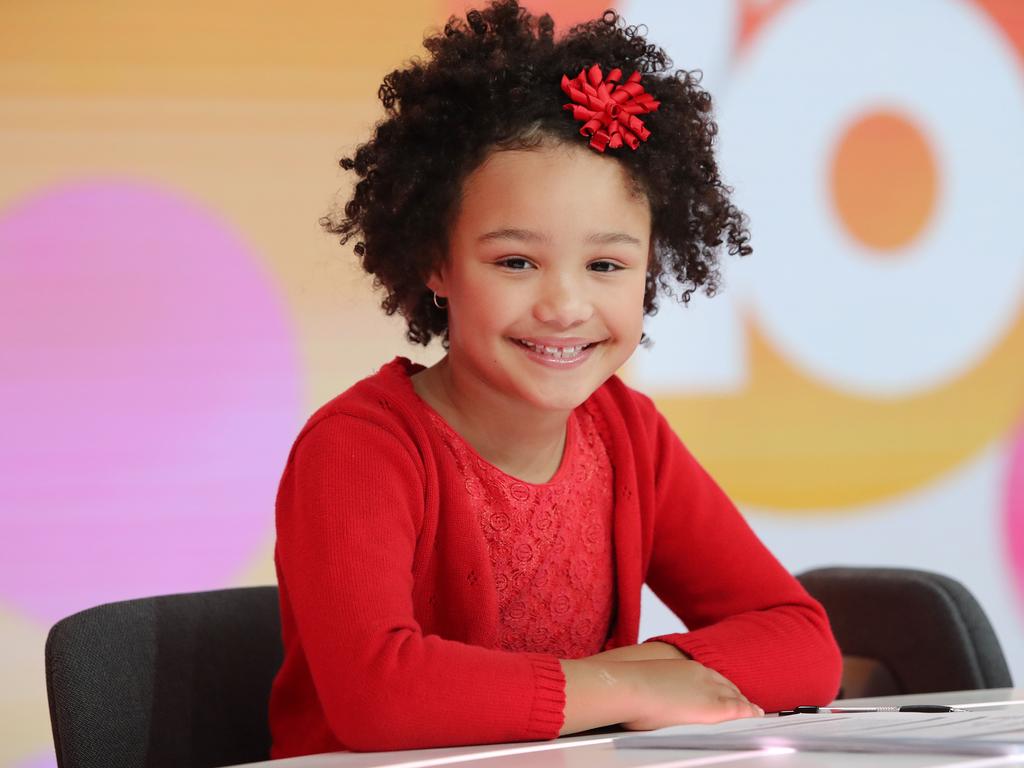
269, 358, 841, 756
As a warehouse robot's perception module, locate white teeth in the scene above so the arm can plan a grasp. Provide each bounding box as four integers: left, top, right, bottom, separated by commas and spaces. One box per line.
518, 339, 590, 360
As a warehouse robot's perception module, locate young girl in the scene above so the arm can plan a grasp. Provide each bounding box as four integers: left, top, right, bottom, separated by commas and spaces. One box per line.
269, 1, 841, 756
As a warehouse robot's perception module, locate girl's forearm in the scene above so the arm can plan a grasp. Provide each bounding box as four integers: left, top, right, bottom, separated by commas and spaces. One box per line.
588, 640, 687, 663
558, 643, 685, 734
558, 658, 642, 735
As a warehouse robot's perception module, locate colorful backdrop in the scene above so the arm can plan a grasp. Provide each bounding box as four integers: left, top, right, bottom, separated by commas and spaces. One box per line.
2, 1, 1022, 765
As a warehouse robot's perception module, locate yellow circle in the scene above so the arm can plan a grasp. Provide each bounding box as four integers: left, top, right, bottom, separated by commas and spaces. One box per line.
655, 306, 1024, 511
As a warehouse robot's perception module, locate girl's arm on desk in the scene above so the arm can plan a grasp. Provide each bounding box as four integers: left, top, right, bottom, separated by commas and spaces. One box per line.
559, 650, 763, 735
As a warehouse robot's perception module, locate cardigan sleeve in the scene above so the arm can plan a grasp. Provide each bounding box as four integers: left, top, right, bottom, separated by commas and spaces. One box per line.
275, 413, 565, 751
640, 405, 842, 712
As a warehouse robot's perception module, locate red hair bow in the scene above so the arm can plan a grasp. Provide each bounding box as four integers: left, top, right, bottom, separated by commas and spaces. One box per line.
561, 64, 661, 153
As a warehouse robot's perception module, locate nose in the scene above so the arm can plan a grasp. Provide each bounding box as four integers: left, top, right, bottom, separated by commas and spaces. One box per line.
532, 271, 593, 329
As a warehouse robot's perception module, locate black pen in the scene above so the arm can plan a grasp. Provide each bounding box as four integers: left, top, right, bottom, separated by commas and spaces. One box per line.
778, 705, 965, 716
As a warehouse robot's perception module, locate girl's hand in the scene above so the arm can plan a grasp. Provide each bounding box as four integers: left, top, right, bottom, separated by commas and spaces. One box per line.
621, 658, 764, 730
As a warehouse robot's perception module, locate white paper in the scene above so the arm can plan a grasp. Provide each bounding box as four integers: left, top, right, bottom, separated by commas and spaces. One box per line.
616, 712, 1024, 756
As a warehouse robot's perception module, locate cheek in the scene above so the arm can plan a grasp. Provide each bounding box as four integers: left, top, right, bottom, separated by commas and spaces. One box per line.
625, 278, 650, 342
620, 273, 649, 323
448, 276, 517, 331
623, 304, 646, 341
598, 282, 645, 344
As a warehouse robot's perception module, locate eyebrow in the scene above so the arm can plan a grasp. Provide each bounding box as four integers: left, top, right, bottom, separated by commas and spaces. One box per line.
477, 228, 643, 247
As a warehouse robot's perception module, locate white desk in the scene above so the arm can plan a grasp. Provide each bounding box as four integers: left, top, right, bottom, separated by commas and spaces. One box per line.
237, 689, 1024, 768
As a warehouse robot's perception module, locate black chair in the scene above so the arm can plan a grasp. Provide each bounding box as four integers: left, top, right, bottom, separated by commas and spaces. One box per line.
44, 569, 1014, 766
45, 586, 282, 768
797, 566, 1013, 699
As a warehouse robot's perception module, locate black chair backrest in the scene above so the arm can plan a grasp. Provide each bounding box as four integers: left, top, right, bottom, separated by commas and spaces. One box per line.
45, 586, 282, 768
798, 567, 1013, 699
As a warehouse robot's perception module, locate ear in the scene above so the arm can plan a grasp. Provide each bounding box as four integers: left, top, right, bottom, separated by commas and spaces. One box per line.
425, 259, 449, 299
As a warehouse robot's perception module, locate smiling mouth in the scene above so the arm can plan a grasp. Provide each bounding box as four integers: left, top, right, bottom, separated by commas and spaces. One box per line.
513, 338, 599, 361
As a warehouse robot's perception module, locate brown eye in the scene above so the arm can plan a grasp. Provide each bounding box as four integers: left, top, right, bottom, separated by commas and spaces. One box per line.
497, 257, 534, 270
589, 260, 623, 273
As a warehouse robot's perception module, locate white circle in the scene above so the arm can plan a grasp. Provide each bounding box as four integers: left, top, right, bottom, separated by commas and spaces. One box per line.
717, 0, 1024, 396
622, 0, 737, 97
623, 0, 743, 394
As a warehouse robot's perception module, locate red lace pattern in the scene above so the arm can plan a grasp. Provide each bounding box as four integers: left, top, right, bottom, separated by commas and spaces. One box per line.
426, 407, 615, 659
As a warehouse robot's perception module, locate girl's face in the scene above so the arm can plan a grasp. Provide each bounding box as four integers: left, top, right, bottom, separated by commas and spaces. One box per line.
429, 141, 651, 414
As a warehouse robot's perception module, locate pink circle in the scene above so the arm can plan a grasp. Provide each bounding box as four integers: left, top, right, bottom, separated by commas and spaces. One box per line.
0, 180, 302, 624
12, 751, 55, 768
1006, 416, 1024, 619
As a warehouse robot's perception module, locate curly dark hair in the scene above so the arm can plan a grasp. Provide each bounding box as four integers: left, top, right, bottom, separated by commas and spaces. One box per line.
323, 0, 751, 346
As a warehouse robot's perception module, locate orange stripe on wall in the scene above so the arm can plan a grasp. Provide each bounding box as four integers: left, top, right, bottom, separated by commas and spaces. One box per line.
975, 0, 1024, 63
0, 0, 436, 100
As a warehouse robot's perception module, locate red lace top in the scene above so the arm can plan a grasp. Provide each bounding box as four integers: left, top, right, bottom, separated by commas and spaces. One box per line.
424, 406, 615, 659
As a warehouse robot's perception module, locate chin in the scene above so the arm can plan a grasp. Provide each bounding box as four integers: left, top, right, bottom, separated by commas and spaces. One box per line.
523, 380, 602, 413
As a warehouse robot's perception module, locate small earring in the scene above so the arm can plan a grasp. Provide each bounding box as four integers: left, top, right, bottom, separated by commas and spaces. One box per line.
432, 292, 448, 309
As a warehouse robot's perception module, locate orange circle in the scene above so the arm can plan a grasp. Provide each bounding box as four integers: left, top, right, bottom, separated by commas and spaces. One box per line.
830, 110, 938, 253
